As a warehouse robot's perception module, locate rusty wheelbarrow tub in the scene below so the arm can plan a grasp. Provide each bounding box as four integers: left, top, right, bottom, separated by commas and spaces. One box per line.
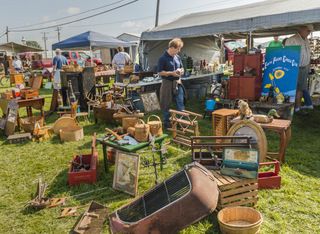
109, 162, 219, 234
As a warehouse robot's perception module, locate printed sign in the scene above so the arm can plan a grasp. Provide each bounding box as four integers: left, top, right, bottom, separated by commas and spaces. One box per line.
262, 46, 301, 102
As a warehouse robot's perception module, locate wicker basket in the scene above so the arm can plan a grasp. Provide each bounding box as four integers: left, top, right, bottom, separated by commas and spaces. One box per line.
134, 119, 150, 142
20, 116, 44, 133
122, 117, 139, 131
147, 115, 163, 137
59, 126, 84, 142
124, 65, 133, 74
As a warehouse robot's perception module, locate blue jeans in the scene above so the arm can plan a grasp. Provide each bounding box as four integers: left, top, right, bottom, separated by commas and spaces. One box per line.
176, 85, 185, 111
303, 89, 313, 106
163, 85, 185, 128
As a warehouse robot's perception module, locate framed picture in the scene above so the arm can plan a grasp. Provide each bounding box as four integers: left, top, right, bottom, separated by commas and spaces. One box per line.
223, 148, 259, 163
113, 151, 140, 196
140, 92, 161, 112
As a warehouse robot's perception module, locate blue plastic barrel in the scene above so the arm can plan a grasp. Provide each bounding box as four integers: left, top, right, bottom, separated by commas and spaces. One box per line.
205, 99, 216, 111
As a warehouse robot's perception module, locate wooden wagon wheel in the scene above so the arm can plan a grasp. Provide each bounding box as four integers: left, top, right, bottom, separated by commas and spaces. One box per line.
227, 120, 267, 162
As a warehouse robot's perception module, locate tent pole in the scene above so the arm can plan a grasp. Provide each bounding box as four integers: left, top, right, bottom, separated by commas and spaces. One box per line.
90, 45, 93, 66
219, 34, 225, 64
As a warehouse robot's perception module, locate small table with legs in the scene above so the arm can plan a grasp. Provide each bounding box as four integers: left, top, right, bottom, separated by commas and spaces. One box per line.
259, 119, 291, 163
97, 134, 168, 173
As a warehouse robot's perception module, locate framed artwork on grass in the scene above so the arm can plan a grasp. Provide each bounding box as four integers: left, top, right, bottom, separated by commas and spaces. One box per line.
140, 92, 161, 112
113, 151, 140, 196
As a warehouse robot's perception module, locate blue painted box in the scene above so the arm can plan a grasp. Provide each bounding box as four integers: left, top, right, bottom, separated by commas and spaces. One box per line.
221, 148, 259, 179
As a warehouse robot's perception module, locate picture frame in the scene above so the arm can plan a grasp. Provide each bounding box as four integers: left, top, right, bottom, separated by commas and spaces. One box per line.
113, 151, 140, 196
223, 148, 259, 163
140, 92, 161, 112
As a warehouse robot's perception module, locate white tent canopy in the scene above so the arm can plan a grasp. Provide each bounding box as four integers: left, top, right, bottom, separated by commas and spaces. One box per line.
140, 36, 220, 71
141, 0, 320, 40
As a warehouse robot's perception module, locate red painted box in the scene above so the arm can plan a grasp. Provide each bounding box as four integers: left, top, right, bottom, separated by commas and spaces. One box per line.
258, 161, 281, 189
68, 134, 98, 186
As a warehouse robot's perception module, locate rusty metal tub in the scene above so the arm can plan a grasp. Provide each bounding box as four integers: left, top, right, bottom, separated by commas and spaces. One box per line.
109, 162, 219, 234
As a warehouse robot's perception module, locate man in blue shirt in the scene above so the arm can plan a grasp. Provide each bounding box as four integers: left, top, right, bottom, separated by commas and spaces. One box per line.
158, 38, 185, 129
52, 48, 68, 90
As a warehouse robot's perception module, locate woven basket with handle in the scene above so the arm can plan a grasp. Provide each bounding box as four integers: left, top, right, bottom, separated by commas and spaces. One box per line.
122, 117, 139, 131
147, 115, 163, 137
134, 119, 150, 142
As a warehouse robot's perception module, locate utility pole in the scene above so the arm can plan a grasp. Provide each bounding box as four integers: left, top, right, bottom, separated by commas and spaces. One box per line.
155, 0, 160, 27
42, 32, 48, 58
56, 27, 61, 42
6, 26, 9, 42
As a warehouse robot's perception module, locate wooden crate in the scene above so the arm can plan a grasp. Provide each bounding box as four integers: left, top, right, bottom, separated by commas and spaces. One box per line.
211, 170, 258, 210
21, 88, 39, 99
10, 73, 24, 85
212, 109, 239, 136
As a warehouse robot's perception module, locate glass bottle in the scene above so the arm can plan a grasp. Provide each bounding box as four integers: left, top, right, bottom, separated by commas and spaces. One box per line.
68, 80, 77, 103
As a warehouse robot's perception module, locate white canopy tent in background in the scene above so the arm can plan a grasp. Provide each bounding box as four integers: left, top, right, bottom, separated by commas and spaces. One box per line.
140, 0, 320, 70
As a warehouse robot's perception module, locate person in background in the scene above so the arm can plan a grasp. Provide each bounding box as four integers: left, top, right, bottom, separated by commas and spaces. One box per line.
285, 25, 313, 113
52, 48, 68, 90
3, 55, 9, 75
12, 56, 23, 72
49, 48, 68, 113
112, 46, 131, 82
158, 38, 185, 129
268, 36, 283, 48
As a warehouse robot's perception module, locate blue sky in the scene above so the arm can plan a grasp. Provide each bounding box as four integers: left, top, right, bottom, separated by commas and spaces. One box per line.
0, 0, 268, 48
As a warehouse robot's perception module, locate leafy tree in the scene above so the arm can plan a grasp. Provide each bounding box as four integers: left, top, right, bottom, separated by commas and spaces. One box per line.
26, 41, 42, 49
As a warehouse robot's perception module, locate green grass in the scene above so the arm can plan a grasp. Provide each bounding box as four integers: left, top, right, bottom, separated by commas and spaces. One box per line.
0, 81, 319, 233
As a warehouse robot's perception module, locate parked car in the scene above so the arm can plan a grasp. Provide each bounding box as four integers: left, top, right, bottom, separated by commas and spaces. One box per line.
61, 51, 102, 65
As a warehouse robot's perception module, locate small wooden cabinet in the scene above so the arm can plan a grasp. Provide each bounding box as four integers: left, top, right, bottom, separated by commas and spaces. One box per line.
228, 54, 263, 101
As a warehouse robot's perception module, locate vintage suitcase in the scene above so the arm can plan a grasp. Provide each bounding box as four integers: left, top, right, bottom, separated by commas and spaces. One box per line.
221, 148, 259, 179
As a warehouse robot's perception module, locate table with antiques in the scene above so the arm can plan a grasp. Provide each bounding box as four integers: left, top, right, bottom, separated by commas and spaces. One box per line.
114, 72, 223, 98
0, 96, 45, 129
97, 134, 168, 173
259, 119, 291, 163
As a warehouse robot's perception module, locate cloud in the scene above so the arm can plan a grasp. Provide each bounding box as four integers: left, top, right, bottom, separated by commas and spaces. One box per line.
121, 21, 144, 29
42, 16, 50, 22
67, 7, 81, 15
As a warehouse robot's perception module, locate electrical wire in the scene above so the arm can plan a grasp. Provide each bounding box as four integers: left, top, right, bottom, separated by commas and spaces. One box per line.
60, 0, 248, 29
10, 0, 128, 30
9, 0, 138, 32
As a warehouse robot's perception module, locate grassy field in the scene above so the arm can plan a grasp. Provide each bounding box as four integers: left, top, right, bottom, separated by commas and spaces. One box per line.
0, 81, 319, 234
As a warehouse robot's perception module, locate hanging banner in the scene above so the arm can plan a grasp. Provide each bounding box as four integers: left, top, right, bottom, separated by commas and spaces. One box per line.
262, 46, 301, 102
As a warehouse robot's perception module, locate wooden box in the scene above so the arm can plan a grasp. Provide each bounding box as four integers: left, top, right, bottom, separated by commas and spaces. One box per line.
20, 88, 39, 99
211, 170, 258, 210
258, 161, 281, 189
221, 148, 259, 179
212, 109, 239, 136
7, 133, 32, 144
68, 153, 97, 186
10, 73, 24, 85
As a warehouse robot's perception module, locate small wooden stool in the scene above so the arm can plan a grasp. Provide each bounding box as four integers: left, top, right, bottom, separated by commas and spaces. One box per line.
212, 109, 239, 136
259, 119, 291, 163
